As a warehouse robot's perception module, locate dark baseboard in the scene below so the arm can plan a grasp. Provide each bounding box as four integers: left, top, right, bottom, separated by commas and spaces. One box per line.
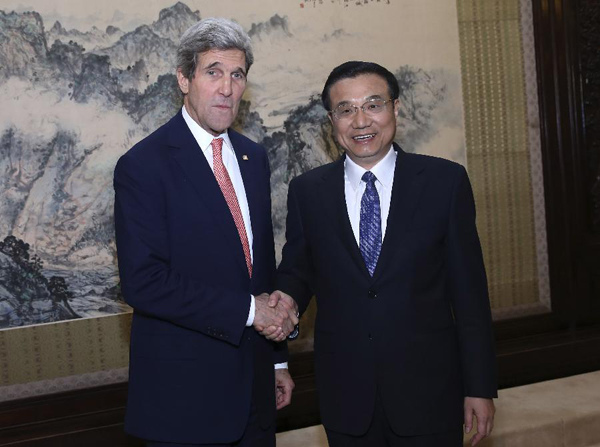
1, 331, 600, 445
496, 325, 600, 388
0, 382, 135, 446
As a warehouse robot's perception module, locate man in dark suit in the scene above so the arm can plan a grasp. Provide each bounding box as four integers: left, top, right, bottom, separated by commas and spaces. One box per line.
114, 18, 297, 447
274, 61, 497, 446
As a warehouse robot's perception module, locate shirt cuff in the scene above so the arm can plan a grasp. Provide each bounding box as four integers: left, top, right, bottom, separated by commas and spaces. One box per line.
246, 294, 255, 326
274, 362, 288, 369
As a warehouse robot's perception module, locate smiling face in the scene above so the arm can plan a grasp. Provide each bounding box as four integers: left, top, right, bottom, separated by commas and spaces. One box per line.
177, 48, 247, 136
328, 73, 399, 169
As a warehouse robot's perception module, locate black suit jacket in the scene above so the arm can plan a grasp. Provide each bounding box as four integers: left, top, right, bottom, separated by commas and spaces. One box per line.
277, 145, 497, 436
114, 111, 283, 444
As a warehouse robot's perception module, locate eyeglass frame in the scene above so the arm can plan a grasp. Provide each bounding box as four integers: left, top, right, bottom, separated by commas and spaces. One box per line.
328, 97, 395, 121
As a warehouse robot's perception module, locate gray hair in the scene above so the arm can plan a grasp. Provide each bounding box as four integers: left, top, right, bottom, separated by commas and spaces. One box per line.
176, 17, 254, 80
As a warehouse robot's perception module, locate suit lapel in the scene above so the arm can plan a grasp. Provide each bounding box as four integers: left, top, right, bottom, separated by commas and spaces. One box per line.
372, 145, 427, 282
167, 113, 248, 277
320, 156, 372, 277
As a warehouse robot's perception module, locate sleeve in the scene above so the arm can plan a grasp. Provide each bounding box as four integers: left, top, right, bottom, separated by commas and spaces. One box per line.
276, 178, 315, 316
273, 340, 289, 365
445, 166, 498, 398
113, 152, 250, 346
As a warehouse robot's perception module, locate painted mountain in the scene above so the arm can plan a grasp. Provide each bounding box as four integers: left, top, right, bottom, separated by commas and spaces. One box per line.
0, 2, 461, 328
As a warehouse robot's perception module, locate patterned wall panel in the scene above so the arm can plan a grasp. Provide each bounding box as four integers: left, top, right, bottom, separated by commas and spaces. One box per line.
457, 0, 550, 319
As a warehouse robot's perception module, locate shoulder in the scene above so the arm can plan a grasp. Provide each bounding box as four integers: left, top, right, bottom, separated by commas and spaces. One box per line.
229, 129, 266, 154
400, 152, 473, 211
290, 159, 341, 188
115, 113, 181, 178
402, 151, 467, 183
404, 151, 463, 171
228, 128, 270, 170
121, 113, 181, 162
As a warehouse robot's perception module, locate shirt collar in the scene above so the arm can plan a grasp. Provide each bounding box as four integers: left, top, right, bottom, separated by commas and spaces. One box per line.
344, 145, 397, 191
182, 105, 234, 156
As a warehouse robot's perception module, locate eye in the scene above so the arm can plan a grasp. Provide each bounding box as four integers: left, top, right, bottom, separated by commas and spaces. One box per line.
337, 106, 353, 116
365, 100, 384, 111
232, 72, 246, 80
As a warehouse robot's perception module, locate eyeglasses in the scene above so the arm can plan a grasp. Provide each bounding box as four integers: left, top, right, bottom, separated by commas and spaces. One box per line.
330, 98, 394, 120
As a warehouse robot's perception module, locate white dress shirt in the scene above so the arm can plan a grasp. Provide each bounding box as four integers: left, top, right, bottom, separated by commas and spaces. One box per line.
344, 146, 397, 245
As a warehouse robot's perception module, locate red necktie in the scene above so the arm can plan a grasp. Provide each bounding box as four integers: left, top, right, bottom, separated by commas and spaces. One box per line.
211, 138, 252, 277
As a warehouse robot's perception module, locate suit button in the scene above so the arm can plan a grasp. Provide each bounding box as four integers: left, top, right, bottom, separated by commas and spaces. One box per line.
368, 333, 373, 340
368, 290, 377, 300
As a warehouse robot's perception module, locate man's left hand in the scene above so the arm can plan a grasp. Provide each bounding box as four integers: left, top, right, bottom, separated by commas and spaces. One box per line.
275, 368, 295, 410
464, 397, 495, 446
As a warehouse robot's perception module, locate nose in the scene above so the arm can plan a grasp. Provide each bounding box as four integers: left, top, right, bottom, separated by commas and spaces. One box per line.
219, 76, 233, 96
352, 107, 372, 128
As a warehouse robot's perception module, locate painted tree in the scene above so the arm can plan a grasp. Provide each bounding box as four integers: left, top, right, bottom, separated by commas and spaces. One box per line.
48, 276, 79, 319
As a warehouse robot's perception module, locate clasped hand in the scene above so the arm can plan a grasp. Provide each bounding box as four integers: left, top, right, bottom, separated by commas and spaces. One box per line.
253, 290, 298, 342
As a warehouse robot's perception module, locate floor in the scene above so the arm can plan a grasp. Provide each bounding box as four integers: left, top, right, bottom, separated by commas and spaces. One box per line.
276, 370, 600, 447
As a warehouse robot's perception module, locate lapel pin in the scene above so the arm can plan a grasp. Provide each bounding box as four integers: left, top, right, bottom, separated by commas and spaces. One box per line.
242, 155, 249, 161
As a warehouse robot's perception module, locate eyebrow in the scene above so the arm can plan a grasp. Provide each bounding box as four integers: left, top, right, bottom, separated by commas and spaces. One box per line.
204, 61, 246, 76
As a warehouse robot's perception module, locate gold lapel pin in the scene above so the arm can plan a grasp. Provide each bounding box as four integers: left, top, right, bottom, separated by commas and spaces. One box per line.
242, 155, 249, 160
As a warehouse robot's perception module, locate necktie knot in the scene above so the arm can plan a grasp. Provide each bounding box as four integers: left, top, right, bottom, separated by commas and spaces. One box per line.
362, 171, 377, 185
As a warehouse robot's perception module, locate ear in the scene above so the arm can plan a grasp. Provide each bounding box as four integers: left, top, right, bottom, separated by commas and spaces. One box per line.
393, 99, 400, 117
327, 112, 334, 126
176, 68, 189, 95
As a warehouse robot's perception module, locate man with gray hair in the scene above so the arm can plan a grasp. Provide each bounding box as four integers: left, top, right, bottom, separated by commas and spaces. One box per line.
114, 17, 297, 446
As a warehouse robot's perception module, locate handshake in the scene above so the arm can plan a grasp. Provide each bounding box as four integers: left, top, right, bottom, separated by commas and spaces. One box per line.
253, 290, 299, 342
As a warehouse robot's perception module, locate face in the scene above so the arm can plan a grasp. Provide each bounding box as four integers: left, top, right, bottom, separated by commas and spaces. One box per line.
177, 48, 247, 136
328, 74, 399, 169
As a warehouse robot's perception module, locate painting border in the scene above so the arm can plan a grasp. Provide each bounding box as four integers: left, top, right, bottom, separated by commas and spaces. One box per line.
0, 1, 600, 444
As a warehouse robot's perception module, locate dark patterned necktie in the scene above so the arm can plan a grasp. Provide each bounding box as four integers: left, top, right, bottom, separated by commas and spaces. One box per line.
359, 171, 382, 276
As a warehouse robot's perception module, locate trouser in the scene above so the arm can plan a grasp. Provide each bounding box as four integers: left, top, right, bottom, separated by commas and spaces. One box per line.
146, 398, 274, 447
325, 392, 463, 447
